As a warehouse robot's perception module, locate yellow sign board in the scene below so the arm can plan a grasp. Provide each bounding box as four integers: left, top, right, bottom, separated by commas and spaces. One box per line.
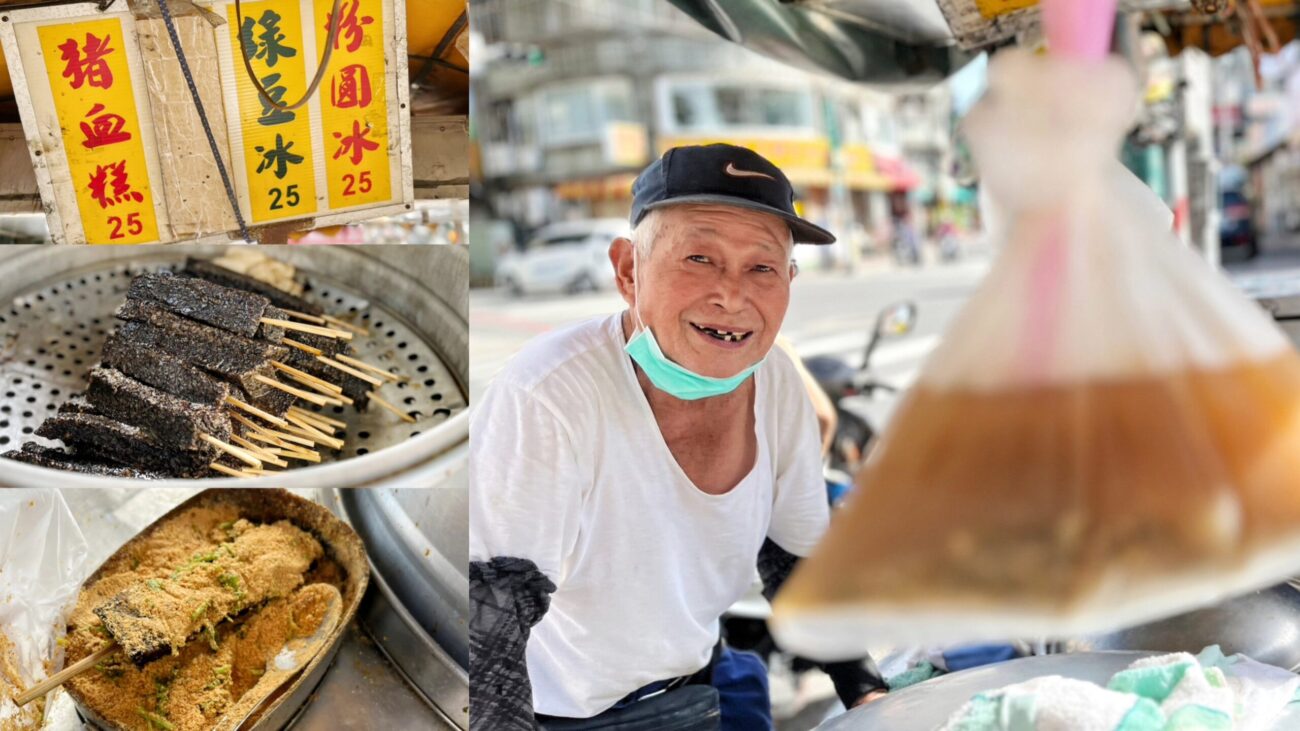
219, 0, 403, 230
0, 0, 410, 244
315, 0, 392, 209
228, 0, 319, 223
36, 18, 159, 243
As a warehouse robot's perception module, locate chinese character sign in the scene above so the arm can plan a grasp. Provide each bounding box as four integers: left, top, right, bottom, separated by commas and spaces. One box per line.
316, 0, 390, 208
229, 0, 318, 223
38, 19, 158, 244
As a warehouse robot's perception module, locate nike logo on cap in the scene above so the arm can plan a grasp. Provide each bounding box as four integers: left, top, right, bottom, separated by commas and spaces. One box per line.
724, 162, 775, 181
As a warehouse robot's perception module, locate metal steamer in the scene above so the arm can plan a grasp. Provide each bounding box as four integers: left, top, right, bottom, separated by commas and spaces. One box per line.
0, 245, 468, 488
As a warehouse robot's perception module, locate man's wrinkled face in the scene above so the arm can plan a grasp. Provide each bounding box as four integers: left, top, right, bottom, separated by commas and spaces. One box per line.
631, 205, 795, 379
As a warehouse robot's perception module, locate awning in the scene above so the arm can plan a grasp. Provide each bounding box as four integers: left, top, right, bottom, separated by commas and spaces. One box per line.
552, 173, 638, 201
873, 156, 922, 191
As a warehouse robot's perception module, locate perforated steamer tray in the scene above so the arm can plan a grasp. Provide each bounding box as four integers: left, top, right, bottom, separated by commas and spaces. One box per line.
0, 245, 468, 488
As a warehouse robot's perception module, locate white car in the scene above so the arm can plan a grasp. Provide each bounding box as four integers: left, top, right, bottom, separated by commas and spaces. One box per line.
495, 219, 628, 296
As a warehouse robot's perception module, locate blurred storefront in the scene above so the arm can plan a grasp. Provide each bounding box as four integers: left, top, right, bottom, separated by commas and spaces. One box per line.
469, 0, 962, 274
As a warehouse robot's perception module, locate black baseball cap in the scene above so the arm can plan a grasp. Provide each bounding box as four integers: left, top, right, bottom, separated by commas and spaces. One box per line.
630, 144, 836, 245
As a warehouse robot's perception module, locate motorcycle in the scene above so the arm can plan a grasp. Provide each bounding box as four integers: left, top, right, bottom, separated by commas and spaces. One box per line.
802, 301, 919, 482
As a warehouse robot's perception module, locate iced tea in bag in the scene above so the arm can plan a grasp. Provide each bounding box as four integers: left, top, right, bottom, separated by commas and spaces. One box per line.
771, 46, 1300, 659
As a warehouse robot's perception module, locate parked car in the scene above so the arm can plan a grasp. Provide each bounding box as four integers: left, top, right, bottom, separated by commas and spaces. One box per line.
1220, 189, 1258, 259
495, 219, 628, 296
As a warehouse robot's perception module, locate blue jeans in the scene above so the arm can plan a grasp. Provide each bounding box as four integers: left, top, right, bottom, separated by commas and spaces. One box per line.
713, 647, 773, 731
537, 646, 771, 731
537, 685, 721, 730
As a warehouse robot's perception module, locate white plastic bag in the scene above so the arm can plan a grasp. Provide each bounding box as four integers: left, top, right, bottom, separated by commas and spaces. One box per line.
0, 490, 88, 728
772, 40, 1300, 659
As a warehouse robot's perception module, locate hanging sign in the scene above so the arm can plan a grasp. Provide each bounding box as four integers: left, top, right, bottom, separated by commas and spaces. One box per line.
0, 0, 411, 244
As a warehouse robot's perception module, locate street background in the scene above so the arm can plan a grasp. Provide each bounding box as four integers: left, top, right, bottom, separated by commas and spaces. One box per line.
467, 0, 1300, 727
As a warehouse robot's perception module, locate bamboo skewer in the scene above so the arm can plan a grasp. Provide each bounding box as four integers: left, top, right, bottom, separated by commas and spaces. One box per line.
280, 421, 345, 450
284, 424, 345, 452
230, 434, 289, 468
224, 396, 289, 427
322, 313, 370, 336
14, 643, 117, 706
336, 354, 404, 382
272, 446, 322, 463
201, 434, 262, 469
316, 356, 384, 387
282, 308, 328, 325
245, 430, 288, 449
228, 412, 315, 449
289, 406, 347, 429
211, 462, 248, 478
286, 414, 340, 437
285, 412, 341, 442
259, 318, 353, 341
271, 361, 343, 393
246, 429, 321, 461
287, 408, 342, 434
271, 431, 318, 449
370, 391, 416, 424
283, 338, 324, 356
272, 367, 354, 405
252, 375, 342, 407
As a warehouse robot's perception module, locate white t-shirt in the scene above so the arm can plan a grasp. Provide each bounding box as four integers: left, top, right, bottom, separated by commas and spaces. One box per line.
469, 314, 830, 719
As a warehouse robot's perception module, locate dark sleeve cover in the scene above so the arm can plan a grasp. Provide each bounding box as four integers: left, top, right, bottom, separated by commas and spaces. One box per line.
470, 556, 558, 731
756, 538, 888, 707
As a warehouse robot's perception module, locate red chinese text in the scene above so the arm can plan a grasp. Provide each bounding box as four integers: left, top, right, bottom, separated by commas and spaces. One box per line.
325, 0, 374, 53
80, 103, 131, 150
331, 119, 379, 165
58, 33, 115, 90
330, 64, 372, 109
88, 161, 144, 209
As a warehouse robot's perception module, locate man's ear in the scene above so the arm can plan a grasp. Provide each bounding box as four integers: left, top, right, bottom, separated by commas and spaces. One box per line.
610, 237, 636, 307
789, 259, 799, 282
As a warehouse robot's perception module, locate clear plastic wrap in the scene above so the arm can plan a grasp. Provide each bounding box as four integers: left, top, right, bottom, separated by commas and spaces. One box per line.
772, 36, 1300, 658
0, 491, 88, 728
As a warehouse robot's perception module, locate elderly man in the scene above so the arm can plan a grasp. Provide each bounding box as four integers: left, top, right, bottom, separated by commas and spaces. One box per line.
470, 144, 886, 730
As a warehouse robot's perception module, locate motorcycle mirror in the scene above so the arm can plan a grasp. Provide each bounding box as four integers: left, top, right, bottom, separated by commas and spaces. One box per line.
875, 301, 917, 338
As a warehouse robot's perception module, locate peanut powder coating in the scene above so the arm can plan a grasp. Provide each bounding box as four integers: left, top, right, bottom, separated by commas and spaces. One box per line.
65, 506, 336, 731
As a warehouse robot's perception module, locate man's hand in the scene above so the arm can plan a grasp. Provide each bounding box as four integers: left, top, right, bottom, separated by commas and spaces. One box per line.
850, 689, 889, 708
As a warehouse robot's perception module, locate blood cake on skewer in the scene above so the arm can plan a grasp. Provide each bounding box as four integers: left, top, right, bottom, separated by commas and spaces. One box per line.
3, 259, 410, 477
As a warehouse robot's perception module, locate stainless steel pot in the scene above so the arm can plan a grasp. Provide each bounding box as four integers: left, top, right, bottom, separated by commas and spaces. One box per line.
819, 651, 1300, 730
0, 244, 467, 488
324, 486, 470, 729
1066, 583, 1300, 672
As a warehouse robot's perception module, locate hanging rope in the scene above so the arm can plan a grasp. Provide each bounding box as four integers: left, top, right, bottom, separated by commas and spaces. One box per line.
233, 0, 343, 111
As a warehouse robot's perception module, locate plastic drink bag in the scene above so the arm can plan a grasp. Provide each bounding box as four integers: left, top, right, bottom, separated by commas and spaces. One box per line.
771, 1, 1300, 659
0, 490, 88, 728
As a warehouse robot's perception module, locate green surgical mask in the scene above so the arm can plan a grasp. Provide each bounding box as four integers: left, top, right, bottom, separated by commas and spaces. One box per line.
623, 255, 765, 400
625, 325, 764, 400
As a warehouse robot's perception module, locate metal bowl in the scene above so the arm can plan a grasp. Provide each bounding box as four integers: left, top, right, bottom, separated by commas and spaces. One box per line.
819, 651, 1300, 730
64, 488, 370, 731
1066, 583, 1300, 672
334, 486, 469, 728
0, 244, 467, 489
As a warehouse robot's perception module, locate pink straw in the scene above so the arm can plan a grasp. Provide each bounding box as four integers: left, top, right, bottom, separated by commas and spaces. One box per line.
1041, 0, 1118, 62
